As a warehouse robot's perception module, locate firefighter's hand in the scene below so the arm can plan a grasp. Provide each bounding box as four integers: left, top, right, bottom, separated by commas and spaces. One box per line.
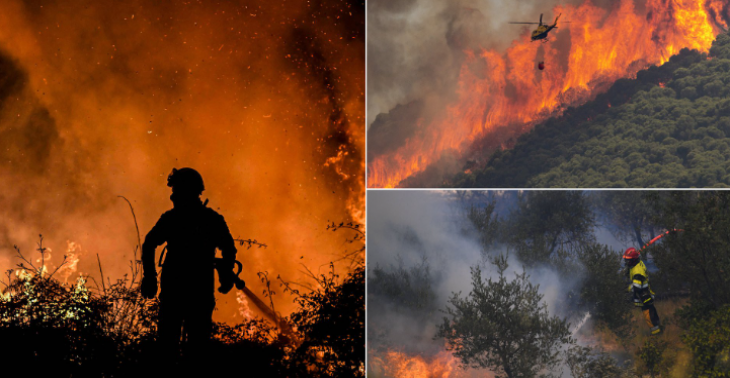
141, 275, 158, 299
218, 281, 234, 294
218, 273, 234, 294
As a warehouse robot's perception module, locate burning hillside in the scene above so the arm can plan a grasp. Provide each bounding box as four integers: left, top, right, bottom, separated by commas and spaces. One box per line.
367, 0, 729, 188
0, 0, 364, 324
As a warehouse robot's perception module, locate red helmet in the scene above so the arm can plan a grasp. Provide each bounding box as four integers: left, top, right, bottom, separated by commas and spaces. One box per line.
623, 247, 640, 260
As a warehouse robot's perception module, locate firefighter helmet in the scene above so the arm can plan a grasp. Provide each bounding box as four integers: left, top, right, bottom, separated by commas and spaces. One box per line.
623, 247, 640, 260
167, 167, 205, 195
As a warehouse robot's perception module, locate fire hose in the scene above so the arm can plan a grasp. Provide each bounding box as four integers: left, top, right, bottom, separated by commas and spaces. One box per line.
213, 258, 296, 339
639, 229, 683, 252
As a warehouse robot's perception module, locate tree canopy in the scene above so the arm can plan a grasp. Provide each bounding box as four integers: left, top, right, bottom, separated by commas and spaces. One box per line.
436, 255, 573, 378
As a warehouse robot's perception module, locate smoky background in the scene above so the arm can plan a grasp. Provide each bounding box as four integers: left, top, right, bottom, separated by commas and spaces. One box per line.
365, 190, 661, 376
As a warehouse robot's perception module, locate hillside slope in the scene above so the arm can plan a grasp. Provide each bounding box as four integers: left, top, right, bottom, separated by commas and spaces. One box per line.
453, 33, 730, 188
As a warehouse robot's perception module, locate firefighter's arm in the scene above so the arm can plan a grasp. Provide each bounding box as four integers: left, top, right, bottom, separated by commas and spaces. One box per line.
631, 275, 646, 291
216, 215, 238, 293
140, 215, 167, 298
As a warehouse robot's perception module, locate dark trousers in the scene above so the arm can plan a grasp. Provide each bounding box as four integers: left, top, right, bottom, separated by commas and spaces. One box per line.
158, 295, 215, 366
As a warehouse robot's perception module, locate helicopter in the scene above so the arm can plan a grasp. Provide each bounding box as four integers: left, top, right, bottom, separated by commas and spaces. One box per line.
509, 13, 562, 42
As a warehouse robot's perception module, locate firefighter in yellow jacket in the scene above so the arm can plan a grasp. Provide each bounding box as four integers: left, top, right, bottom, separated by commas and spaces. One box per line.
623, 247, 661, 335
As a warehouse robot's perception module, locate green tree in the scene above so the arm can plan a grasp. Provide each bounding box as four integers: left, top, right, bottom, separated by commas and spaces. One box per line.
590, 191, 660, 248
577, 243, 633, 335
507, 191, 595, 270
646, 191, 730, 308
436, 255, 573, 378
369, 256, 436, 311
681, 305, 730, 377
466, 200, 501, 254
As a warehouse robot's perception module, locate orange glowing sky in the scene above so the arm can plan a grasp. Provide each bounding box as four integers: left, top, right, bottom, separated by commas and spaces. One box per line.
0, 0, 364, 323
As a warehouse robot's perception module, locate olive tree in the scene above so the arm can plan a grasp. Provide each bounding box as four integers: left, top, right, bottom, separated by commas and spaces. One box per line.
436, 255, 573, 378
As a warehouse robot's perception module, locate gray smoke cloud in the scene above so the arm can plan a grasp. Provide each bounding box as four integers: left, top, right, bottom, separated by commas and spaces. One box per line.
366, 0, 610, 127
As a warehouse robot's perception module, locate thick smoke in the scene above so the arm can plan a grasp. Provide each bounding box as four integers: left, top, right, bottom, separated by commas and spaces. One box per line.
367, 190, 605, 375
367, 0, 601, 127
0, 0, 364, 323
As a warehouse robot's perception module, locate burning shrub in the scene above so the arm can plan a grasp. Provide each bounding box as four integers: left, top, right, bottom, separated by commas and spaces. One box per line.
0, 228, 365, 377
0, 250, 159, 376
286, 262, 365, 378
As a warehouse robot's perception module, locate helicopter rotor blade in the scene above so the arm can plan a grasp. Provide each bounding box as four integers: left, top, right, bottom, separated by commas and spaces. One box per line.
509, 22, 540, 24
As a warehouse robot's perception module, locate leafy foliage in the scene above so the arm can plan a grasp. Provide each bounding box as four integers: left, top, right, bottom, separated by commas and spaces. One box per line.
505, 191, 595, 271
565, 345, 632, 378
577, 242, 633, 335
1, 228, 365, 377
681, 305, 730, 377
638, 339, 668, 377
453, 33, 730, 188
646, 191, 730, 307
287, 263, 365, 378
466, 200, 502, 254
369, 256, 436, 311
590, 191, 661, 248
0, 272, 160, 376
436, 255, 573, 378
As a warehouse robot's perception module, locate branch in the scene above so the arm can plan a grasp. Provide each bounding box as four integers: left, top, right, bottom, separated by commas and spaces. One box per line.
45, 255, 69, 281
234, 238, 268, 249
13, 244, 38, 273
117, 196, 142, 261
326, 221, 364, 235
97, 254, 107, 294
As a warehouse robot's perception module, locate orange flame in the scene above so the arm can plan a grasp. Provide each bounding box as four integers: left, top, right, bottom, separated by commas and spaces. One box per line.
369, 349, 493, 378
368, 0, 728, 187
370, 350, 455, 378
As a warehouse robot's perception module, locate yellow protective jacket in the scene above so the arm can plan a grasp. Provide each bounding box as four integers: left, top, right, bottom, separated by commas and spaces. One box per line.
627, 260, 655, 307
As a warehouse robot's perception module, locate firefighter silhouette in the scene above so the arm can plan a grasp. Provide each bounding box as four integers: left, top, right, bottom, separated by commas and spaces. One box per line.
141, 167, 237, 361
